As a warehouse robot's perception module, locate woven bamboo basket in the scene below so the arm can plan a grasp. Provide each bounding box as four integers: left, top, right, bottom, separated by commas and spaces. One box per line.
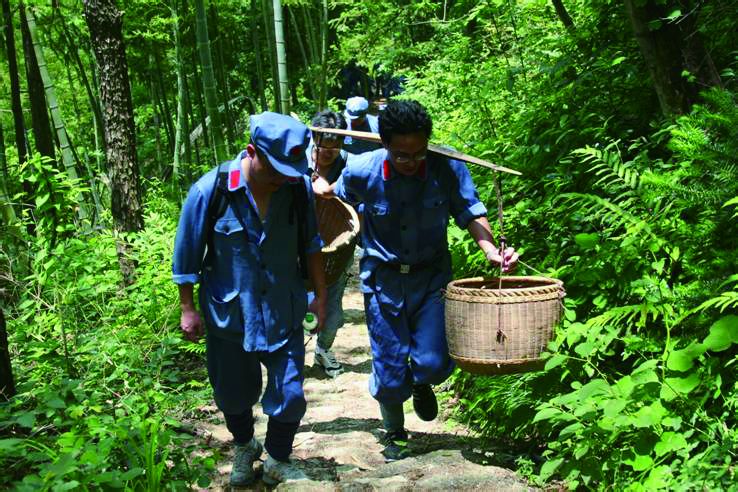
445, 276, 564, 375
306, 197, 359, 290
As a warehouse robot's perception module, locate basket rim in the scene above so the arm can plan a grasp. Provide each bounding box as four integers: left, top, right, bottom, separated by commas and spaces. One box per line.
447, 275, 563, 295
319, 197, 360, 253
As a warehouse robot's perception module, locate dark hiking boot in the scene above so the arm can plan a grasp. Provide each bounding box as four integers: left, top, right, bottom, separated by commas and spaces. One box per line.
382, 429, 410, 462
412, 384, 438, 421
230, 437, 263, 487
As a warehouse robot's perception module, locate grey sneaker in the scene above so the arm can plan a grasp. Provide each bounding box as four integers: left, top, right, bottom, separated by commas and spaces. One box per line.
230, 437, 263, 487
262, 454, 309, 485
314, 345, 343, 378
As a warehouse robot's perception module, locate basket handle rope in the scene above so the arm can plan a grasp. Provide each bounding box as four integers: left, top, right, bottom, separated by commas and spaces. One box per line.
493, 174, 509, 351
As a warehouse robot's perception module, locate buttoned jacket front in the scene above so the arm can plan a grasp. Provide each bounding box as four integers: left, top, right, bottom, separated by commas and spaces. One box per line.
172, 154, 322, 352
334, 149, 486, 313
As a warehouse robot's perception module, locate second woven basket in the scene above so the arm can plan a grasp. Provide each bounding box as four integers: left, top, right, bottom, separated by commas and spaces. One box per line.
306, 197, 360, 290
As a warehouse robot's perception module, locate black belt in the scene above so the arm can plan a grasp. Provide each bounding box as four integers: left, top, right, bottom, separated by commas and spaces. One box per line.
383, 258, 438, 274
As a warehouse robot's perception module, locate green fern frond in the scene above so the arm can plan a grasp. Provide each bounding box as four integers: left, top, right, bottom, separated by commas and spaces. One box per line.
586, 302, 671, 330
572, 144, 642, 193
559, 193, 659, 243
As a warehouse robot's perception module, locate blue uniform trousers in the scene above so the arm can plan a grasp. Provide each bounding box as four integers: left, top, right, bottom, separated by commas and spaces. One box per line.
365, 283, 454, 405
206, 328, 306, 460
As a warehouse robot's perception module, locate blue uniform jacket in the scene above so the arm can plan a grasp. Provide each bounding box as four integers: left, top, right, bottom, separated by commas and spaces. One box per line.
334, 149, 487, 313
172, 154, 323, 352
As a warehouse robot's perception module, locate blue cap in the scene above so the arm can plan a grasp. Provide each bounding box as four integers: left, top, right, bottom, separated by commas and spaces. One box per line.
249, 112, 310, 177
345, 96, 369, 119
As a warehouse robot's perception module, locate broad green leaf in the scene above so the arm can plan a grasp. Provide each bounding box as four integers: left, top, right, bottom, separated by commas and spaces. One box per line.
615, 375, 635, 397
643, 465, 673, 489
654, 431, 688, 456
539, 457, 564, 481
575, 233, 598, 250
578, 378, 611, 401
703, 315, 738, 352
602, 398, 627, 418
559, 421, 583, 438
46, 397, 67, 409
533, 406, 563, 423
611, 56, 626, 66
544, 354, 567, 371
666, 342, 706, 372
664, 373, 700, 394
628, 453, 654, 471
633, 401, 666, 428
16, 412, 36, 428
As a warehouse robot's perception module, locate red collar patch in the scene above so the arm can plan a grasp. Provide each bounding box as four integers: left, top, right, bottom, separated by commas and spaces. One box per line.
229, 169, 241, 189
382, 160, 391, 180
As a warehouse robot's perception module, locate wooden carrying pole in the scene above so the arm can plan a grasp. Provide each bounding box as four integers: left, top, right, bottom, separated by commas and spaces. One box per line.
310, 127, 522, 176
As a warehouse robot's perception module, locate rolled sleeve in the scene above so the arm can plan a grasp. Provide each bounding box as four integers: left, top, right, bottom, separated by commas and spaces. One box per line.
336, 170, 365, 207
172, 183, 209, 284
448, 160, 487, 229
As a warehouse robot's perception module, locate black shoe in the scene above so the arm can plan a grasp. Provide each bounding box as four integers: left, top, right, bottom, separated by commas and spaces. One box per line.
382, 429, 410, 462
412, 384, 438, 421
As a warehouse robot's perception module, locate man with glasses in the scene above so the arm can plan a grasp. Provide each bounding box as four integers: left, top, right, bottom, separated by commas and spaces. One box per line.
305, 110, 353, 378
312, 100, 518, 462
173, 112, 327, 486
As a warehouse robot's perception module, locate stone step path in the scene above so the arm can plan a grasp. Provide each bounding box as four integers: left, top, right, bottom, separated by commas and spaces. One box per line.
197, 276, 533, 490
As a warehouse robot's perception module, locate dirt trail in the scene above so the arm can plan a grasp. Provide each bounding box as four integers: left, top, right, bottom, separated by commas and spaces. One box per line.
197, 268, 533, 490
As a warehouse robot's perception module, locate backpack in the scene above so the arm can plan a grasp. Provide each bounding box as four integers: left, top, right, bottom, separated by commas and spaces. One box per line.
204, 162, 310, 280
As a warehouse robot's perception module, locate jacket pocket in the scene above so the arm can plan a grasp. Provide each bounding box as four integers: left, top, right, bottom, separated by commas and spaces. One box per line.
206, 289, 242, 331
420, 194, 448, 228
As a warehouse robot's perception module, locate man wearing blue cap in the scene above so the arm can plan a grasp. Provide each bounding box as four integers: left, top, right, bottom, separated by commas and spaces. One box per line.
343, 96, 382, 155
172, 112, 327, 486
313, 100, 518, 462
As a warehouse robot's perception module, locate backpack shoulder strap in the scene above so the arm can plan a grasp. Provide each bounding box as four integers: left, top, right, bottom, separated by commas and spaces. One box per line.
204, 164, 231, 253
291, 178, 310, 280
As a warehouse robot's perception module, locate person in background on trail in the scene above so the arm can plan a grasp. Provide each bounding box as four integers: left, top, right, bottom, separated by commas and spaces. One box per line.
305, 110, 355, 378
311, 99, 519, 462
172, 112, 327, 486
343, 96, 382, 155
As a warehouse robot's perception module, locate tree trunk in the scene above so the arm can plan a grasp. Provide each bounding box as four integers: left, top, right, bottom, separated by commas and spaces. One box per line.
624, 0, 721, 116
20, 5, 55, 160
2, 0, 33, 233
0, 123, 17, 225
319, 0, 328, 110
0, 307, 15, 400
172, 0, 186, 182
25, 7, 89, 224
194, 0, 227, 163
209, 3, 235, 153
551, 0, 575, 31
83, 0, 144, 285
153, 48, 175, 153
251, 0, 268, 111
287, 6, 314, 101
261, 0, 280, 110
54, 13, 106, 153
272, 0, 289, 114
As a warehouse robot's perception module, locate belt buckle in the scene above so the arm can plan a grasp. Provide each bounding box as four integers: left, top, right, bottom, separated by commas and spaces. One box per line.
399, 264, 410, 274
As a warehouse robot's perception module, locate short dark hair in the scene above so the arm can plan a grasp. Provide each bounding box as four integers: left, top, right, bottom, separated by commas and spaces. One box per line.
378, 100, 432, 145
311, 110, 346, 143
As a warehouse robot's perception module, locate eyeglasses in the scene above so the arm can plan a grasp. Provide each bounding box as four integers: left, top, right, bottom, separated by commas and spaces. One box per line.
316, 145, 342, 153
391, 150, 427, 165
